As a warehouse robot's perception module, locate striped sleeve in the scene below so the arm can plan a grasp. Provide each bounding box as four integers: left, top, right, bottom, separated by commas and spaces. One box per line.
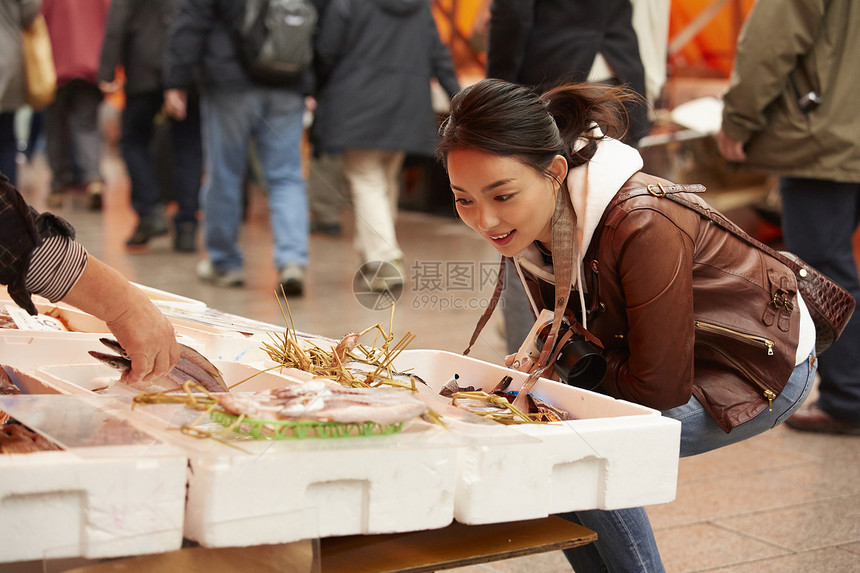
24, 236, 89, 303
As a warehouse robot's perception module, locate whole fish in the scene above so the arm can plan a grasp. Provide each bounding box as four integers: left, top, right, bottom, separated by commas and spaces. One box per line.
89, 338, 228, 393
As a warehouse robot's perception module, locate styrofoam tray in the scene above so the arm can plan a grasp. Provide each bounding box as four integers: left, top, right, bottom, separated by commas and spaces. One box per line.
0, 394, 187, 563
26, 359, 312, 396
0, 330, 207, 374
131, 283, 208, 312
121, 381, 465, 547
393, 349, 681, 524
176, 427, 460, 547
13, 359, 468, 547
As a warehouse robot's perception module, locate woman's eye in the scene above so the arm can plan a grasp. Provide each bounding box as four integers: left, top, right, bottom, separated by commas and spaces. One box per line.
494, 193, 513, 202
454, 197, 472, 206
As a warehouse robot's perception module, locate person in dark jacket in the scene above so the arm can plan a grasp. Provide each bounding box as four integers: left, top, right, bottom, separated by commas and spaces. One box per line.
486, 0, 653, 360
312, 0, 459, 291
487, 0, 650, 145
99, 0, 203, 252
438, 78, 817, 572
163, 0, 310, 295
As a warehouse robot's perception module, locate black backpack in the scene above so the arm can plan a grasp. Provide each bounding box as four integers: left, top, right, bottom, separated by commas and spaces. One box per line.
236, 0, 317, 85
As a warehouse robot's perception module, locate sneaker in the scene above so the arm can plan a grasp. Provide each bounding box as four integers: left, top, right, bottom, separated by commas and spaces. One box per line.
126, 213, 169, 247
278, 263, 304, 297
196, 260, 245, 288
173, 222, 198, 253
368, 259, 404, 293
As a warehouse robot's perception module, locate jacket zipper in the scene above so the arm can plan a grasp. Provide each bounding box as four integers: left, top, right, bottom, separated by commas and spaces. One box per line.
695, 320, 774, 355
695, 320, 778, 411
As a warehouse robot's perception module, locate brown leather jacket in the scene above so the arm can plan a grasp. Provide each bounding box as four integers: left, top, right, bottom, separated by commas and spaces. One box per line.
521, 172, 802, 432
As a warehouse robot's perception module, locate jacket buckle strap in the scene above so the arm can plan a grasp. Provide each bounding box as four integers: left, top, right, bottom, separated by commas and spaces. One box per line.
771, 290, 795, 312
647, 183, 667, 197
763, 270, 796, 332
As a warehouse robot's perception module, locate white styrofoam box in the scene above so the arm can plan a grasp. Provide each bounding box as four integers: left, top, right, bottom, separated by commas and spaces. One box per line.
167, 314, 329, 364
120, 398, 462, 547
393, 349, 681, 524
178, 430, 459, 547
0, 329, 224, 394
0, 331, 107, 372
28, 359, 312, 397
131, 282, 208, 312
16, 358, 462, 547
1, 300, 110, 334
0, 395, 187, 563
172, 324, 272, 364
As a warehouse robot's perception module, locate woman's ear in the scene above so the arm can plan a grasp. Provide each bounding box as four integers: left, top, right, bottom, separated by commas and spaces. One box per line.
549, 154, 568, 186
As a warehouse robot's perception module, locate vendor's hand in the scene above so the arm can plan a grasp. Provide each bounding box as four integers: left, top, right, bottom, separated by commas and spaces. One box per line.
99, 80, 121, 95
716, 130, 747, 162
106, 290, 180, 384
163, 88, 187, 121
60, 257, 181, 384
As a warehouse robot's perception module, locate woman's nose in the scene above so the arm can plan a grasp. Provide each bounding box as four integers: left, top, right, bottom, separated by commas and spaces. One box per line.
476, 204, 499, 231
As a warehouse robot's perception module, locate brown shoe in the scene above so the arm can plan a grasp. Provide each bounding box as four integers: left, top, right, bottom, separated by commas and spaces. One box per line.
87, 181, 105, 211
785, 405, 860, 435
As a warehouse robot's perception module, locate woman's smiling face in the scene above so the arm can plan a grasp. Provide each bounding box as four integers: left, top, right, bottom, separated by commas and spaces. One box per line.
447, 149, 567, 257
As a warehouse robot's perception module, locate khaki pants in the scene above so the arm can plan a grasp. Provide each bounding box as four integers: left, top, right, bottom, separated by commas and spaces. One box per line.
341, 148, 405, 263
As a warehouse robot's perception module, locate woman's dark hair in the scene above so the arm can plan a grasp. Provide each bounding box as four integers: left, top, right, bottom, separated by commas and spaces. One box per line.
438, 78, 637, 179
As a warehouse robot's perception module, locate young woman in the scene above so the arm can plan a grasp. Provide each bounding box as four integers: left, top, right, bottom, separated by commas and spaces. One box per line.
437, 79, 818, 572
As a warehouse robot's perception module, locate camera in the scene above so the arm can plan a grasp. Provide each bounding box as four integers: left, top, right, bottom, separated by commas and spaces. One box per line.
534, 321, 606, 390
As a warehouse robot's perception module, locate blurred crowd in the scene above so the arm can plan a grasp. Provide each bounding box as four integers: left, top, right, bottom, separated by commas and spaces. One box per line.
1, 0, 461, 297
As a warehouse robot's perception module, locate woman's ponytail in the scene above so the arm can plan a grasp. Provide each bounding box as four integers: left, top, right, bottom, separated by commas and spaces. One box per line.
541, 83, 639, 168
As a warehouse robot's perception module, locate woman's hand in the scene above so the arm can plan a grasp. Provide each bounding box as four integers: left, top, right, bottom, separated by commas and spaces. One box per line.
505, 353, 534, 372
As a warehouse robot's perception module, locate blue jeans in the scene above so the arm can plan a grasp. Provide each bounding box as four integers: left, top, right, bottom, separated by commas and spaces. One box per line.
200, 88, 307, 272
781, 177, 860, 422
559, 353, 817, 572
122, 91, 202, 225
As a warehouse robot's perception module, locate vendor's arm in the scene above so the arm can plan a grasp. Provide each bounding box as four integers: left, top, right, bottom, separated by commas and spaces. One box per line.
599, 208, 696, 410
59, 257, 180, 383
0, 176, 178, 383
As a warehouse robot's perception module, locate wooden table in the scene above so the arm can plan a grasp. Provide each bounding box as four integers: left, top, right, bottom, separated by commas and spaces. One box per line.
62, 516, 596, 573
